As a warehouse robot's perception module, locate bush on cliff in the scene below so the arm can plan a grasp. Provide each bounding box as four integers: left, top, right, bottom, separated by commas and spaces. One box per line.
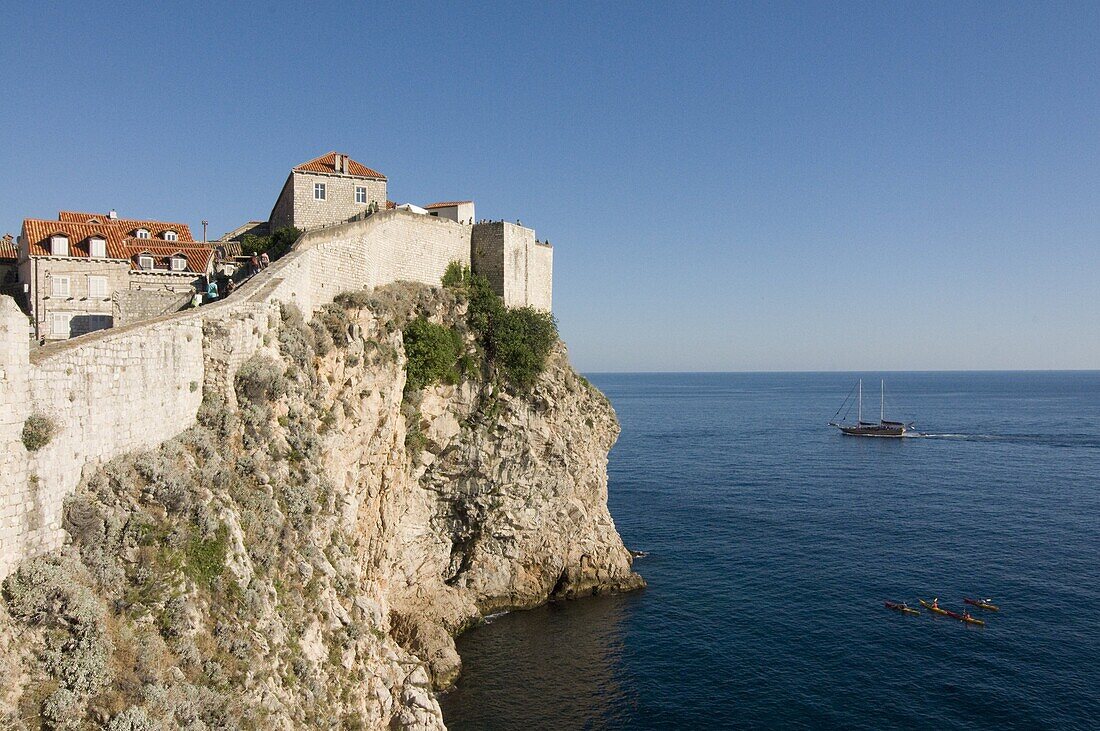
22, 412, 56, 451
234, 354, 287, 404
441, 264, 557, 390
402, 317, 463, 392
488, 307, 558, 389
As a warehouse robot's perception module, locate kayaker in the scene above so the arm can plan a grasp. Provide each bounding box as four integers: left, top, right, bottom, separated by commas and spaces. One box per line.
932, 597, 939, 609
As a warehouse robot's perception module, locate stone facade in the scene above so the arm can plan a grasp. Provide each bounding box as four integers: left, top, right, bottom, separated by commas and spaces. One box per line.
19, 257, 130, 339
472, 222, 553, 311
17, 213, 214, 342
268, 152, 388, 231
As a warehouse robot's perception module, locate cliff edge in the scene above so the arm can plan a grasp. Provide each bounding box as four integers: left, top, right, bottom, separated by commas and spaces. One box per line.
0, 282, 643, 729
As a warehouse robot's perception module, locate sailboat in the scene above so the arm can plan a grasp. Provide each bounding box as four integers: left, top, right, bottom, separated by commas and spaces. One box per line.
829, 379, 914, 437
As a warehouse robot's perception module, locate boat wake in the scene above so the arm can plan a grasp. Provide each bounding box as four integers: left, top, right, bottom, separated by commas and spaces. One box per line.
911, 433, 1100, 448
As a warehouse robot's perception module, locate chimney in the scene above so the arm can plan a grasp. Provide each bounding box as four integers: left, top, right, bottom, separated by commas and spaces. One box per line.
108, 209, 117, 220
334, 154, 344, 173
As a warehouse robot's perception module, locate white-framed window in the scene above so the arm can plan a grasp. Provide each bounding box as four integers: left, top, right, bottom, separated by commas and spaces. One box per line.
135, 228, 150, 239
170, 256, 187, 271
50, 235, 69, 256
88, 275, 108, 298
164, 230, 178, 242
355, 186, 367, 204
314, 182, 326, 200
51, 312, 71, 336
138, 255, 154, 270
88, 237, 106, 258
51, 276, 71, 298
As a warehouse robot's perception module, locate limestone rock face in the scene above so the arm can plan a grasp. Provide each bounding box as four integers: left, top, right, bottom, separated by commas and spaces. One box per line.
0, 283, 642, 729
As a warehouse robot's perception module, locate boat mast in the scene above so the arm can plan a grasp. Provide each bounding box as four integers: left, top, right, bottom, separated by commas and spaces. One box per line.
881, 380, 885, 423
858, 379, 862, 423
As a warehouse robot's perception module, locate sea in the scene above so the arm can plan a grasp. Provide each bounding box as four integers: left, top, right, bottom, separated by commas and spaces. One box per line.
439, 372, 1100, 730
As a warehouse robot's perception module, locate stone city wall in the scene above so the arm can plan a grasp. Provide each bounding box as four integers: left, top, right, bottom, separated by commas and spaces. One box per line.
0, 209, 475, 578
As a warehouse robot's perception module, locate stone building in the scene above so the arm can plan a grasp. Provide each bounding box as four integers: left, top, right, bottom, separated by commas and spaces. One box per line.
17, 212, 214, 341
424, 201, 475, 224
268, 152, 387, 231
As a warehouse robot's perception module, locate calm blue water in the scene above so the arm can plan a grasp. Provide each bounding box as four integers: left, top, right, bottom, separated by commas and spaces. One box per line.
440, 372, 1100, 730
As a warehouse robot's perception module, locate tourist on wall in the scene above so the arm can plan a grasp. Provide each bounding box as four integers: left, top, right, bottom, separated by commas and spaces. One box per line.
260, 251, 270, 269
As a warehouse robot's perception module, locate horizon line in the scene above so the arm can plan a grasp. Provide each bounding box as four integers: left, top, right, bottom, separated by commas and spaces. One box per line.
581, 368, 1100, 375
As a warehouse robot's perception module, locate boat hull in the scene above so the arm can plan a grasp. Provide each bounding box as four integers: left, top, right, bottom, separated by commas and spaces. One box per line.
838, 425, 908, 437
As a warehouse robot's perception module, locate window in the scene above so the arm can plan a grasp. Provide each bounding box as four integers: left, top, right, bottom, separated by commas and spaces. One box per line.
314, 182, 326, 200
88, 237, 106, 258
51, 312, 71, 337
163, 230, 178, 242
135, 228, 150, 239
50, 235, 69, 256
51, 276, 71, 298
138, 255, 154, 270
355, 186, 367, 204
88, 275, 108, 298
170, 256, 187, 271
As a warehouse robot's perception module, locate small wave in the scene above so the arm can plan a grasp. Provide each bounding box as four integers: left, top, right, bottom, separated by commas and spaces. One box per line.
482, 610, 510, 624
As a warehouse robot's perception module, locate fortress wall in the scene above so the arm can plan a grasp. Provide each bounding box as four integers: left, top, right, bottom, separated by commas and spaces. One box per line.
528, 242, 553, 312
0, 210, 475, 578
471, 222, 553, 312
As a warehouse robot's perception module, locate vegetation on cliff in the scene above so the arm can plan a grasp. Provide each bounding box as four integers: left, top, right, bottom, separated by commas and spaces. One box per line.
438, 262, 558, 390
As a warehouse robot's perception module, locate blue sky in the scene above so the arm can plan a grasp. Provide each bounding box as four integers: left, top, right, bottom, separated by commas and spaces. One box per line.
3, 1, 1098, 371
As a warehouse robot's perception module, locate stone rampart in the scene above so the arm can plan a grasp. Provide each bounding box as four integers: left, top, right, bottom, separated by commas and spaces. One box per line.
0, 210, 474, 578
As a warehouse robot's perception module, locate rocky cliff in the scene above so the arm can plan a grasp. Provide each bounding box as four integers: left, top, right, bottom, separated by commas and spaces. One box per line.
0, 282, 643, 729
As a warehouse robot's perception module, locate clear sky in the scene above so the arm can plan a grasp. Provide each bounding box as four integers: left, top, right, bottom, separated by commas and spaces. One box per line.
3, 2, 1098, 371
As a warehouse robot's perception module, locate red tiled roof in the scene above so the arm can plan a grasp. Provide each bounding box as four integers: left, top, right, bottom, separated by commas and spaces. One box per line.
58, 211, 195, 241
294, 152, 386, 180
22, 219, 130, 259
0, 234, 16, 262
23, 214, 201, 260
125, 242, 213, 274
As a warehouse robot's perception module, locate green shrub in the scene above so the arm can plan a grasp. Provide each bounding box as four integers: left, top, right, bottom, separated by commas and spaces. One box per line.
441, 261, 470, 288
22, 412, 56, 451
465, 272, 503, 336
402, 317, 463, 392
487, 307, 557, 389
185, 525, 228, 589
234, 355, 287, 404
241, 226, 301, 261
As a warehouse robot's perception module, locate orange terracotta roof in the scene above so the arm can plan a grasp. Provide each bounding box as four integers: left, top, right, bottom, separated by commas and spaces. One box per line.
57, 211, 195, 241
23, 212, 202, 261
294, 152, 386, 180
0, 234, 16, 262
423, 201, 472, 209
22, 219, 131, 259
125, 242, 213, 274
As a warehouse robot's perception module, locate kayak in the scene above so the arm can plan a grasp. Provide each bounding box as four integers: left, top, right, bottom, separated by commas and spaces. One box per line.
964, 598, 999, 612
884, 601, 920, 616
944, 609, 986, 627
919, 599, 949, 616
